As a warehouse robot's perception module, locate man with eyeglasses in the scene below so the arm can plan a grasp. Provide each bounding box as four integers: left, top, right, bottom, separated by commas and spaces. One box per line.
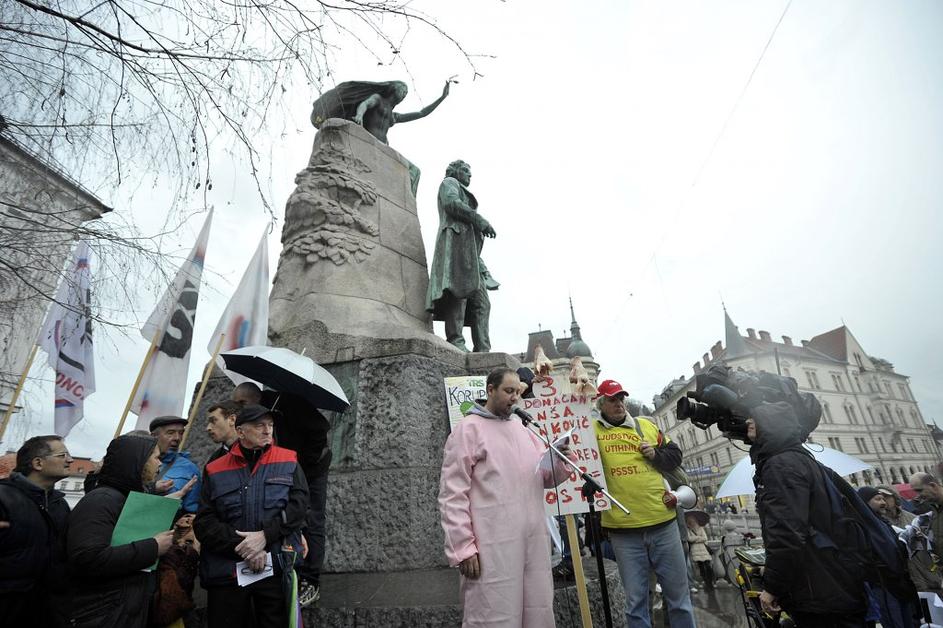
194, 404, 309, 628
0, 435, 74, 625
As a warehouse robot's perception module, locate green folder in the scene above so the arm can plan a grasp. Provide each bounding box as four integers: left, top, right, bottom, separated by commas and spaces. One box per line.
110, 490, 180, 571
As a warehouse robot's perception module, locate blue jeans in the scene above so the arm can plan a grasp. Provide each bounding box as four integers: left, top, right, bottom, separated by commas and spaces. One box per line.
610, 521, 696, 628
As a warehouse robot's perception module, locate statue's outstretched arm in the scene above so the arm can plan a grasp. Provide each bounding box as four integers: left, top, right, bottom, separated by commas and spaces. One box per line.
394, 80, 450, 124
353, 94, 382, 125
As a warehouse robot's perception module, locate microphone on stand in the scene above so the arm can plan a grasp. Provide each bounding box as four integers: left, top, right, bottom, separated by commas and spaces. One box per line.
511, 406, 535, 426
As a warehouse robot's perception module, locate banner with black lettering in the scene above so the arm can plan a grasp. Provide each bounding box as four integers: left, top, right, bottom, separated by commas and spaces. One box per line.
131, 210, 212, 429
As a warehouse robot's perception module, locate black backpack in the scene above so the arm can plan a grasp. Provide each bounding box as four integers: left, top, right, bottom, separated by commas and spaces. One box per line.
813, 462, 914, 600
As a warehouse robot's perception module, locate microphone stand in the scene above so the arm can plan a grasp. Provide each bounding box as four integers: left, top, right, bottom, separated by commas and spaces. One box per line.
516, 410, 626, 628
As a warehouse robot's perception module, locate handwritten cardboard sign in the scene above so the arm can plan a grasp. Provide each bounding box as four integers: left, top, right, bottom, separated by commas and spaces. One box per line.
525, 377, 611, 516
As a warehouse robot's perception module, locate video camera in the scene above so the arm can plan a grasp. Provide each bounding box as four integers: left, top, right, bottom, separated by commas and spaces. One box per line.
675, 364, 821, 442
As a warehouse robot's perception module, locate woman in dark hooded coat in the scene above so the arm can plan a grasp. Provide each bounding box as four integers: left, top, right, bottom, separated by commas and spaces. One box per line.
66, 433, 175, 628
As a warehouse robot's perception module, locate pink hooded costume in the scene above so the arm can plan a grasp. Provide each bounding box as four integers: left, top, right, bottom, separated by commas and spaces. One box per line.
438, 404, 573, 627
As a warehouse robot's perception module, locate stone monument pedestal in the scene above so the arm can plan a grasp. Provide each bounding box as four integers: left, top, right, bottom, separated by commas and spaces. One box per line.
269, 117, 456, 364
304, 557, 627, 627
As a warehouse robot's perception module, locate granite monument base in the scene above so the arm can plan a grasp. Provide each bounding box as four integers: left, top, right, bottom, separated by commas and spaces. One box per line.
304, 557, 627, 627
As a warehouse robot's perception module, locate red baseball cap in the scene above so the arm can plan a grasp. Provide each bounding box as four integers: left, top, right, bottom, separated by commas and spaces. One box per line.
597, 379, 628, 398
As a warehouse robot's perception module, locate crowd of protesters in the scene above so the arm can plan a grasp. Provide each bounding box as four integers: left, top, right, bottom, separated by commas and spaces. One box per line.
4, 366, 943, 628
0, 379, 328, 628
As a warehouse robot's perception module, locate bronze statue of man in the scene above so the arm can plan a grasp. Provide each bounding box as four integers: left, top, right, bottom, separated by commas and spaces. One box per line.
426, 160, 499, 353
310, 80, 450, 145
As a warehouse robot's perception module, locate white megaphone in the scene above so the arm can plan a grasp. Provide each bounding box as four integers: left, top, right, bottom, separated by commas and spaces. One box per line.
663, 484, 697, 510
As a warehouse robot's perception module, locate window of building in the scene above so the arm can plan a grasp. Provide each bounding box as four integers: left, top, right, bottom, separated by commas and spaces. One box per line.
867, 406, 874, 423
679, 434, 686, 450
854, 437, 869, 453
831, 373, 845, 392
727, 448, 733, 465
908, 439, 918, 453
878, 437, 887, 452
843, 405, 859, 425
828, 437, 844, 452
710, 452, 719, 467
898, 383, 909, 400
822, 402, 833, 423
805, 370, 821, 390
884, 380, 893, 396
863, 470, 873, 484
854, 375, 863, 392
896, 407, 905, 425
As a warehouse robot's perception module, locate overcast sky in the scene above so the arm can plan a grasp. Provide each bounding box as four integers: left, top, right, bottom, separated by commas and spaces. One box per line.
8, 0, 943, 459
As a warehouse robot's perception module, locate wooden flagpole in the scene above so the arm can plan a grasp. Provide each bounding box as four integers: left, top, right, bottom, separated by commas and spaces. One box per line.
565, 514, 594, 628
179, 333, 226, 450
114, 332, 162, 438
0, 345, 39, 443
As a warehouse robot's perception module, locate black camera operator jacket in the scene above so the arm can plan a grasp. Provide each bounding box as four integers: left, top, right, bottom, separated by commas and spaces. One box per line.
751, 403, 865, 615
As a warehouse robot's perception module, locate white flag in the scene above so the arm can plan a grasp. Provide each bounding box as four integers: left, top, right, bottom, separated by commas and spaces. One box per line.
208, 233, 269, 384
37, 241, 95, 437
131, 210, 213, 429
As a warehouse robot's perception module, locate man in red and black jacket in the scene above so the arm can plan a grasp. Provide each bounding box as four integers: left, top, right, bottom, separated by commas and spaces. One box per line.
194, 404, 309, 628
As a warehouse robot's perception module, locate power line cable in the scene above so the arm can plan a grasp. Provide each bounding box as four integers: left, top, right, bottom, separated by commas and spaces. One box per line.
602, 0, 794, 345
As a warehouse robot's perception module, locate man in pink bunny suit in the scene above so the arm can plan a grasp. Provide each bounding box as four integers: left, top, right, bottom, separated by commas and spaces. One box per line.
438, 368, 575, 627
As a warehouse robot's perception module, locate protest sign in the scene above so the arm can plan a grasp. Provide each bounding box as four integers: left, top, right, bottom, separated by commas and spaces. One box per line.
443, 374, 487, 431
524, 377, 611, 516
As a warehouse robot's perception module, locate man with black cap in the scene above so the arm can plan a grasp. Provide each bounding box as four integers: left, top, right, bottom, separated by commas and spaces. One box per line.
859, 486, 889, 520
150, 415, 201, 513
233, 381, 331, 606
194, 404, 309, 628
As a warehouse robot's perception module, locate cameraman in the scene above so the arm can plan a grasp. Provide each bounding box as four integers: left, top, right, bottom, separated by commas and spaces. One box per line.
747, 410, 867, 627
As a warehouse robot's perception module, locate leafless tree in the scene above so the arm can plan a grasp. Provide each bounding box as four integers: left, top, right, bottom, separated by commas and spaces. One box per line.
0, 0, 481, 219
0, 0, 482, 370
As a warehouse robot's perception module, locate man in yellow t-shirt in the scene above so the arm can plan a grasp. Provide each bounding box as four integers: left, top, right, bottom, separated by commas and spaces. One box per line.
594, 379, 695, 628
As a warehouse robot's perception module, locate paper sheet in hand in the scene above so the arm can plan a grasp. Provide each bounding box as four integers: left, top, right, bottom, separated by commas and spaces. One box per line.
110, 491, 180, 571
536, 429, 574, 474
237, 552, 274, 586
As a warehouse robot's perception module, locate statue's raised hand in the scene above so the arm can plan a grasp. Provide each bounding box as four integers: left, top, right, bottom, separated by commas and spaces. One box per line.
442, 80, 451, 98
481, 221, 496, 239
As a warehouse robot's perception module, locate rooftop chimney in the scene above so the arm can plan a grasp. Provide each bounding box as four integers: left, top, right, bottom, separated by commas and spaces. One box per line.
801, 339, 811, 347
746, 328, 756, 339
782, 336, 793, 346
711, 340, 723, 359
758, 330, 771, 342
703, 352, 711, 366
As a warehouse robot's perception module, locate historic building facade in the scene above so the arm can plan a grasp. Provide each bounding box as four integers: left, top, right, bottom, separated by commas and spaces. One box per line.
0, 134, 110, 418
651, 311, 941, 498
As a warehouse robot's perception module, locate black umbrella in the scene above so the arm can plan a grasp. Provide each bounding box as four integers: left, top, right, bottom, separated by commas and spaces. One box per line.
220, 346, 349, 412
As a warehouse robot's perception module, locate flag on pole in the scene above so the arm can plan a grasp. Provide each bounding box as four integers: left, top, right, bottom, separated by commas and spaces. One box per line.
131, 210, 213, 429
37, 241, 95, 437
207, 232, 269, 384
